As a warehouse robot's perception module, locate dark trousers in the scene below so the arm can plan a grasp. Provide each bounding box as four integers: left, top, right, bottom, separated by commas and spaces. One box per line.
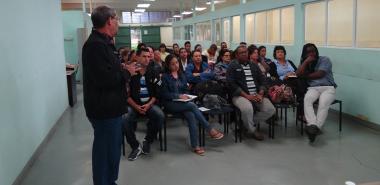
89, 116, 123, 185
124, 105, 164, 149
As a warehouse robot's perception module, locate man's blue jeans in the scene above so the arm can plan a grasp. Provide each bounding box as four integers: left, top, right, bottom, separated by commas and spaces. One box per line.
89, 116, 123, 185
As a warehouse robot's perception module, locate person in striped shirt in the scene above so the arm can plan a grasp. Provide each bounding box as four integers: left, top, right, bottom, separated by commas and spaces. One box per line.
124, 48, 164, 161
227, 46, 275, 140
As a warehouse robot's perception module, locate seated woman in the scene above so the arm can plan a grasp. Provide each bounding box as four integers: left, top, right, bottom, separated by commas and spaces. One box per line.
185, 50, 215, 87
296, 43, 337, 143
258, 46, 272, 65
214, 49, 231, 82
248, 46, 272, 78
272, 46, 297, 81
202, 44, 218, 63
161, 54, 224, 155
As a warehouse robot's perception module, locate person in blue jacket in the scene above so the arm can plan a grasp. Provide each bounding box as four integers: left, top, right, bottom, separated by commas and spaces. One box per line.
185, 50, 215, 87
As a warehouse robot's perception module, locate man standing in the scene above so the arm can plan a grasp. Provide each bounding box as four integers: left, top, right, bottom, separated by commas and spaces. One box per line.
227, 46, 275, 140
82, 6, 132, 185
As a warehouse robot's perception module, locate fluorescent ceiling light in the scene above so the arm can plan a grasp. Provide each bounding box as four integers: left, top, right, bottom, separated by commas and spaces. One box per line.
181, 11, 193, 15
206, 0, 225, 5
195, 7, 207, 11
173, 15, 182, 18
137, 4, 150, 8
134, 9, 146, 13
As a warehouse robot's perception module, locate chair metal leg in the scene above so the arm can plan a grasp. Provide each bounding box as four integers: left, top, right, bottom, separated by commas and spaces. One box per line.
164, 120, 167, 151
159, 127, 163, 151
339, 101, 342, 132
285, 107, 288, 128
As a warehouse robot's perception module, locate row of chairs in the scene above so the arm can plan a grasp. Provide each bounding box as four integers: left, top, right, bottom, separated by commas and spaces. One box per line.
121, 98, 343, 155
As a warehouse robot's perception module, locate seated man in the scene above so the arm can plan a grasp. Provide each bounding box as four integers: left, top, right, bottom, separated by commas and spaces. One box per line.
125, 48, 164, 161
185, 50, 215, 87
227, 46, 275, 140
296, 43, 337, 143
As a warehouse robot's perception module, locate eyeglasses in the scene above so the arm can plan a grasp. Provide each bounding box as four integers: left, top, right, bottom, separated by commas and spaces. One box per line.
111, 16, 120, 21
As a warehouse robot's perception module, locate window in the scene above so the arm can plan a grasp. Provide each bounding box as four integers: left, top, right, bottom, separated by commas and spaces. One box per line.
223, 18, 230, 44
267, 9, 280, 43
196, 21, 211, 41
232, 16, 241, 43
173, 27, 182, 40
305, 2, 326, 45
357, 0, 380, 48
184, 25, 193, 40
328, 0, 353, 47
214, 19, 222, 45
256, 11, 267, 43
245, 13, 255, 44
281, 6, 294, 44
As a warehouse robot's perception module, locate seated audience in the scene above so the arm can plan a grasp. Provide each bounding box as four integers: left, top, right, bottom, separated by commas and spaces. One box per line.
161, 54, 224, 155
178, 47, 190, 72
172, 43, 180, 57
227, 46, 275, 140
249, 46, 271, 77
185, 51, 215, 86
296, 43, 337, 143
203, 44, 218, 63
124, 48, 164, 161
272, 46, 297, 81
159, 43, 169, 61
148, 49, 165, 74
214, 49, 232, 82
258, 46, 272, 65
184, 41, 192, 61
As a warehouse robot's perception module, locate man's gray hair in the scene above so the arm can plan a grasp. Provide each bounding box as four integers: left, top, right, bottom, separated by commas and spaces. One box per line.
91, 5, 116, 29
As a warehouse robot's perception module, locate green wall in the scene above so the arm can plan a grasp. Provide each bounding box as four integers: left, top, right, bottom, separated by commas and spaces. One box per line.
173, 0, 380, 125
62, 10, 84, 65
0, 0, 68, 185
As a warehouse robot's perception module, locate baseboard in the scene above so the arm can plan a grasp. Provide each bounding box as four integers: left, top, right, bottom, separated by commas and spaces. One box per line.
12, 107, 70, 185
330, 109, 380, 131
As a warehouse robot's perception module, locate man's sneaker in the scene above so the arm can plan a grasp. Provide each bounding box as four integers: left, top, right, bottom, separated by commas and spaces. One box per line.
128, 146, 142, 161
305, 125, 319, 143
142, 140, 150, 155
252, 131, 264, 141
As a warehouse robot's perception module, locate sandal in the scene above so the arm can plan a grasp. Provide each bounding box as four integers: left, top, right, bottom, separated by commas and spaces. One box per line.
193, 147, 205, 156
209, 129, 224, 140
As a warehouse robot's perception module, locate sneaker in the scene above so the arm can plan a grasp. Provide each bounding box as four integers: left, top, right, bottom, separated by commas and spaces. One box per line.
128, 145, 142, 161
142, 140, 150, 155
252, 131, 264, 141
306, 125, 319, 143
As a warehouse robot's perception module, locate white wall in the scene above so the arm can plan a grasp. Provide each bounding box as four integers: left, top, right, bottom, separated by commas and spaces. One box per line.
160, 27, 173, 46
0, 0, 68, 184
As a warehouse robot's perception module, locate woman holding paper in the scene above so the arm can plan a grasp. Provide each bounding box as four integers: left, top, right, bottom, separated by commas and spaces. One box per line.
161, 54, 224, 156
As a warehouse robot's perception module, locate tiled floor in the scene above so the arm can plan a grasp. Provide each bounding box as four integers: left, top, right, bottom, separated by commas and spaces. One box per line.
19, 87, 380, 185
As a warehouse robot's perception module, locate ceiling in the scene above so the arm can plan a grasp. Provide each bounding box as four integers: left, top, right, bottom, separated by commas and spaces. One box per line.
61, 0, 209, 12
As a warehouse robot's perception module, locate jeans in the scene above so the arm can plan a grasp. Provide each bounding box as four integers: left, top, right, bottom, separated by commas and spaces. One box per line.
304, 86, 336, 128
232, 97, 275, 133
163, 101, 211, 148
124, 105, 164, 149
89, 116, 123, 185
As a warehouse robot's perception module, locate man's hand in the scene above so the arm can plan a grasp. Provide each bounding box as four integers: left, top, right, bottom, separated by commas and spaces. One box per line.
140, 103, 152, 113
133, 104, 146, 115
245, 94, 262, 103
121, 62, 138, 76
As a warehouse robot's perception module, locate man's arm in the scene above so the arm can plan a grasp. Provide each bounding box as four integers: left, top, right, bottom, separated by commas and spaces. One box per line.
83, 42, 124, 89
